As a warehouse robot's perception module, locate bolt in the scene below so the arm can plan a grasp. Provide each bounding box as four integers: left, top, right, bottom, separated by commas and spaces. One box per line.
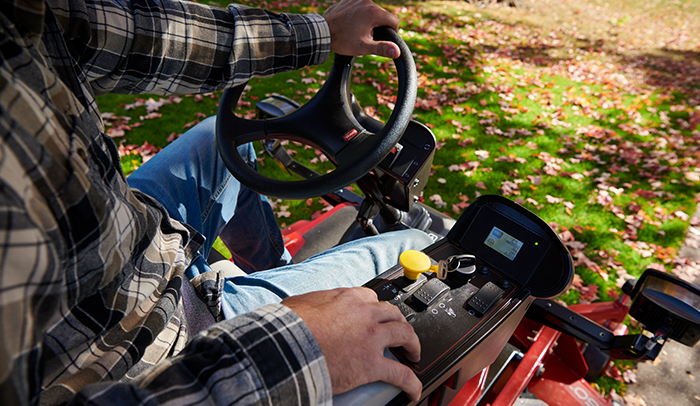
536, 363, 546, 377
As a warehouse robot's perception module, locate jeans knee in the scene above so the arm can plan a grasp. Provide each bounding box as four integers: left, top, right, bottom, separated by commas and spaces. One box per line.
190, 116, 217, 139
401, 228, 435, 251
236, 142, 256, 167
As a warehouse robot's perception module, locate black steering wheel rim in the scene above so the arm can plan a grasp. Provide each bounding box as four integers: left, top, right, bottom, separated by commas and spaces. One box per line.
216, 27, 416, 200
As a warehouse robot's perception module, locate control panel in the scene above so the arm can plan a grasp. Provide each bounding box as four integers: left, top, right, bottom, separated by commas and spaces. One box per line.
373, 254, 517, 376
363, 195, 574, 405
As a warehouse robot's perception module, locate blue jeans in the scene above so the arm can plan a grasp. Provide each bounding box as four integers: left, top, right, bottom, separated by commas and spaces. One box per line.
128, 117, 433, 317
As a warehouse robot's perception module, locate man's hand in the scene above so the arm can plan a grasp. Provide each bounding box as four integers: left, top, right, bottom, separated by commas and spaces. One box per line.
282, 287, 422, 401
323, 0, 401, 59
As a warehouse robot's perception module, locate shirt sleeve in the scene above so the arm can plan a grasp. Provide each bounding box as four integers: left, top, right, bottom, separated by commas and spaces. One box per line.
49, 0, 331, 96
0, 176, 64, 404
68, 304, 333, 406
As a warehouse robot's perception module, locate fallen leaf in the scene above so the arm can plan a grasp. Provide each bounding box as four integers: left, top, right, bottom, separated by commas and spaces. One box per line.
500, 180, 520, 196
429, 194, 447, 208
675, 211, 690, 221
546, 195, 563, 204
276, 205, 291, 218
623, 394, 648, 406
475, 150, 490, 160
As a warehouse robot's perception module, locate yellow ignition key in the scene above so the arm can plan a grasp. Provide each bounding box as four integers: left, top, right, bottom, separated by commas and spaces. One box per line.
399, 250, 438, 280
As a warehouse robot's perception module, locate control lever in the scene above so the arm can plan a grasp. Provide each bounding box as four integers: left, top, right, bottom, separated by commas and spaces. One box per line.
356, 172, 402, 235
357, 198, 380, 236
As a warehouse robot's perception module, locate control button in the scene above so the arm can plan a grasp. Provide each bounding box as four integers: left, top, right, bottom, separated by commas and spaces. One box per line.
413, 278, 450, 308
392, 157, 414, 177
498, 279, 511, 290
467, 282, 505, 315
396, 302, 415, 321
400, 250, 437, 280
477, 265, 490, 275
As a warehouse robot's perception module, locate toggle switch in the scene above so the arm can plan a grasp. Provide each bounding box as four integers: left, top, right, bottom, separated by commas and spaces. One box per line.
467, 282, 505, 316
412, 278, 450, 308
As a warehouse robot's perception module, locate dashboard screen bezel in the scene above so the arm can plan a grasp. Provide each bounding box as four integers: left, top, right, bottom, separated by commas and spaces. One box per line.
459, 205, 551, 285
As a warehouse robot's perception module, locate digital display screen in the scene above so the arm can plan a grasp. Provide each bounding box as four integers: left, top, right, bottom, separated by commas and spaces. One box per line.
484, 226, 523, 261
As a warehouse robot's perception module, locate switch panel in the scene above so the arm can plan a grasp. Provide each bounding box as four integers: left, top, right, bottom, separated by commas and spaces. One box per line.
365, 252, 520, 380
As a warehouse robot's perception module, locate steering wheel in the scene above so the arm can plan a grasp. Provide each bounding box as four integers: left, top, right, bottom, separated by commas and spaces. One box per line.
216, 27, 417, 200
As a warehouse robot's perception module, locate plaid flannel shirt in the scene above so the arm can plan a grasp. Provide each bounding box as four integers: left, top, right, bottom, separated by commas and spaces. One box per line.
0, 0, 332, 404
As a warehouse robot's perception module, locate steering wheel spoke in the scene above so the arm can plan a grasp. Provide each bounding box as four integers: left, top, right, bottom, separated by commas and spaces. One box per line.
217, 27, 416, 200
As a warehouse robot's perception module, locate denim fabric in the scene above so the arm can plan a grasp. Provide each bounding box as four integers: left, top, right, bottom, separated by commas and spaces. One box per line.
128, 116, 433, 317
127, 116, 291, 271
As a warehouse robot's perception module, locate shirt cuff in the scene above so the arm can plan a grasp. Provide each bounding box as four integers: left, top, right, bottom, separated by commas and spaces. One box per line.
215, 303, 333, 404
227, 5, 331, 80
284, 12, 331, 68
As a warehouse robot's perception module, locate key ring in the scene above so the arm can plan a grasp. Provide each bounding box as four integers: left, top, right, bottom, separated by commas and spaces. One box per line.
435, 254, 477, 280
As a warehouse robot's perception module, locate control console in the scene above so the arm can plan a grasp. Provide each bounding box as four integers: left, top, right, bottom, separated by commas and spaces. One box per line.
363, 195, 574, 405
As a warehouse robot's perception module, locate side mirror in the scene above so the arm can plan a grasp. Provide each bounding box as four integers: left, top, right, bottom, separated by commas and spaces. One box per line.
628, 269, 700, 347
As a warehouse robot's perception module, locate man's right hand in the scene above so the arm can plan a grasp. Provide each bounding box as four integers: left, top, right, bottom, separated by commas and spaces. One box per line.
282, 287, 422, 402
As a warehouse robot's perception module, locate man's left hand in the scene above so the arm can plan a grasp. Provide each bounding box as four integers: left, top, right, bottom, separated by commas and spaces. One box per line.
323, 0, 401, 59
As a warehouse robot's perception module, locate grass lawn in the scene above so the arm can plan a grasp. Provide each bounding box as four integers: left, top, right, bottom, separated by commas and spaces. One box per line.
96, 0, 700, 396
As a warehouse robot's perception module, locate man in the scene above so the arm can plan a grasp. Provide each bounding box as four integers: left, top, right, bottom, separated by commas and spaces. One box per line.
0, 0, 432, 404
